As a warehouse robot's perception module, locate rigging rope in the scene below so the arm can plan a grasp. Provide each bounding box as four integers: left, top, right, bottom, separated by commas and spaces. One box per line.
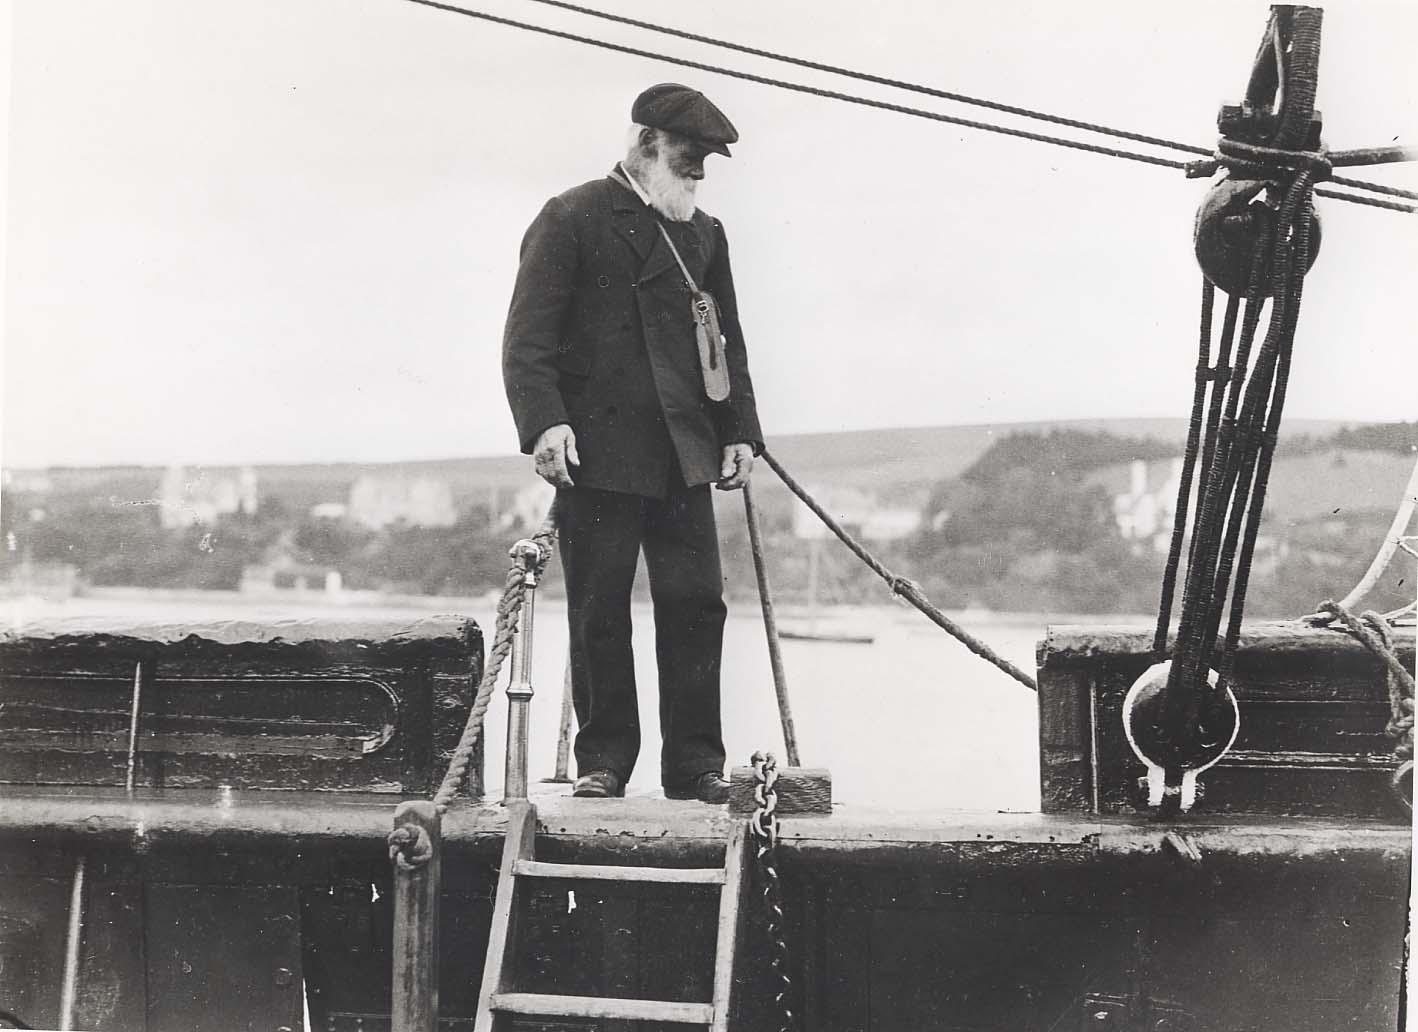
759, 448, 1038, 692
523, 0, 1212, 157
1143, 8, 1329, 806
402, 0, 1415, 212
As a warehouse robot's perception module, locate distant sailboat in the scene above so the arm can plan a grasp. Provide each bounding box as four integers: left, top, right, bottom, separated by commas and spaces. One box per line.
778, 536, 875, 644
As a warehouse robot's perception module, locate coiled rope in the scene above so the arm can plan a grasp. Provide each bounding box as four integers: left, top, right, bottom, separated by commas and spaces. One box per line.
760, 448, 1037, 692
389, 499, 561, 868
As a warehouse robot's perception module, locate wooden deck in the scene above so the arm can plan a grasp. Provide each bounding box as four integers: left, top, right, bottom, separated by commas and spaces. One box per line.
0, 781, 1407, 860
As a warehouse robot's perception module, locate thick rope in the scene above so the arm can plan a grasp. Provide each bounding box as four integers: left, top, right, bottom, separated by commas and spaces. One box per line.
403, 0, 1189, 173
404, 0, 1415, 213
759, 448, 1038, 692
1311, 600, 1415, 754
388, 500, 561, 868
526, 0, 1213, 157
1148, 9, 1329, 783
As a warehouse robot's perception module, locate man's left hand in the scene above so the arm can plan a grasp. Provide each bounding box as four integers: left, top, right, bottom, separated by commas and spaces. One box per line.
716, 443, 755, 491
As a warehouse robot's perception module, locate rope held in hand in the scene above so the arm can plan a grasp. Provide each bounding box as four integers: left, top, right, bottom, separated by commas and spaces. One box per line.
759, 448, 1037, 692
388, 498, 561, 869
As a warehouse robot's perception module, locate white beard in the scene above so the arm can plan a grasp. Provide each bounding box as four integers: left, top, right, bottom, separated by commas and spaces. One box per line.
638, 153, 698, 222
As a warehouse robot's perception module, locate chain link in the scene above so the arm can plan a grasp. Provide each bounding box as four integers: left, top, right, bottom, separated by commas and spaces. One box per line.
750, 750, 794, 1031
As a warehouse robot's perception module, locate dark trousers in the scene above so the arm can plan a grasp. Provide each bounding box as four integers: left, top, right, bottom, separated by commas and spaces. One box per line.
558, 482, 727, 786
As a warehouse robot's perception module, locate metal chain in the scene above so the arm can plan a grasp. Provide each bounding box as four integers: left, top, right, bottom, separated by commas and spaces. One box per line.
750, 750, 795, 1032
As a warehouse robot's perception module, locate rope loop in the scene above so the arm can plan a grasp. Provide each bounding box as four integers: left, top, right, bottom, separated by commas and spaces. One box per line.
1310, 600, 1415, 782
1214, 138, 1334, 183
388, 823, 434, 871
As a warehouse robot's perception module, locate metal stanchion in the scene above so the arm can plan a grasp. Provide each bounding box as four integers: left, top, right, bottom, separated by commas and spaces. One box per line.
504, 540, 543, 804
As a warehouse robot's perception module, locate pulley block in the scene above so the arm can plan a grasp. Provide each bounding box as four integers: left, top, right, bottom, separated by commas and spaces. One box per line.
1122, 661, 1240, 813
1193, 176, 1321, 298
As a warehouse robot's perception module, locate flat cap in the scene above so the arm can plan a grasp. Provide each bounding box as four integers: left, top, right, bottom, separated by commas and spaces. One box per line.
632, 83, 738, 156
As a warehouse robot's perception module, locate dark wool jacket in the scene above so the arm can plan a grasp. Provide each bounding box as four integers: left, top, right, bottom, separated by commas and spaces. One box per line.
502, 172, 763, 498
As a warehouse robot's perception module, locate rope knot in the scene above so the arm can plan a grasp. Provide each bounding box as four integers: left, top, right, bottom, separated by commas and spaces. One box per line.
889, 575, 921, 599
388, 823, 434, 871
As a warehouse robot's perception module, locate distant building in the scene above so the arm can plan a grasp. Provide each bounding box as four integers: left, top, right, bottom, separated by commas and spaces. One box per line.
1111, 458, 1185, 552
159, 466, 258, 529
348, 475, 456, 529
791, 485, 921, 542
498, 481, 557, 534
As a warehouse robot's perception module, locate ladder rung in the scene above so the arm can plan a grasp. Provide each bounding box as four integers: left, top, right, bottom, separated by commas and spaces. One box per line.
490, 992, 714, 1023
513, 860, 726, 885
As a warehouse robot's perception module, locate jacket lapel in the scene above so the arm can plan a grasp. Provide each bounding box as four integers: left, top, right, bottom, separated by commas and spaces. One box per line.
607, 169, 683, 287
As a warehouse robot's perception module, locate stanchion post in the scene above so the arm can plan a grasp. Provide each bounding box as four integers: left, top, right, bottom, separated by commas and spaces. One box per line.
742, 481, 801, 767
391, 801, 441, 1032
504, 540, 542, 804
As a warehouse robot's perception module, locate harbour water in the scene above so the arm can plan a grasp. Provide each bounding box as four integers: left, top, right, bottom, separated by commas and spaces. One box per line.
1, 592, 1138, 812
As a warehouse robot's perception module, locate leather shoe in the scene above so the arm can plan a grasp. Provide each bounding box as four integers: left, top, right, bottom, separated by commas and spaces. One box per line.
664, 772, 730, 804
573, 769, 625, 798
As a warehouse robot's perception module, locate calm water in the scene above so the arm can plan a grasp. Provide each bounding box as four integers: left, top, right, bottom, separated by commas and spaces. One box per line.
3, 592, 1130, 812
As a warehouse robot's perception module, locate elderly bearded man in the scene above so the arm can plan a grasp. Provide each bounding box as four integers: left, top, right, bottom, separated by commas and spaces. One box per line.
502, 84, 763, 803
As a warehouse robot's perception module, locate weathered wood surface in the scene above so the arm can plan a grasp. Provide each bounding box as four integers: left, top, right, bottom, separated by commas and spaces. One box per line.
391, 801, 441, 1032
513, 860, 725, 884
0, 785, 1409, 860
473, 801, 536, 1032
1037, 620, 1416, 664
727, 765, 833, 816
0, 789, 1407, 1032
0, 616, 483, 796
709, 822, 748, 1032
490, 991, 713, 1022
1038, 621, 1416, 819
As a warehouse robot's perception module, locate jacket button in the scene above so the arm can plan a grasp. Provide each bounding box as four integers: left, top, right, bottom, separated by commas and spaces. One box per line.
597, 275, 610, 288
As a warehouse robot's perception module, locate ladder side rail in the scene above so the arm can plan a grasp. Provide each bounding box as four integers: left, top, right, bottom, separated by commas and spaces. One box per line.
474, 801, 539, 1032
710, 822, 750, 1032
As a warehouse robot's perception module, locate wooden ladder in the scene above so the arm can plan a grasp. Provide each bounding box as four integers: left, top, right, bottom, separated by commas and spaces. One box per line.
473, 802, 749, 1031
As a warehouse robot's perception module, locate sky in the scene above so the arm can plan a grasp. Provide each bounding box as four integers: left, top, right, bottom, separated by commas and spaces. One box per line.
2, 0, 1415, 469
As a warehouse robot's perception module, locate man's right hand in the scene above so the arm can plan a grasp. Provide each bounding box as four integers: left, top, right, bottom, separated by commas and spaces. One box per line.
533, 424, 579, 487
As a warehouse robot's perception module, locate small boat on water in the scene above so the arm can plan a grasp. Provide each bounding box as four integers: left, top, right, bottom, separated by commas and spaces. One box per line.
777, 540, 876, 645
1, 5, 1414, 1031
